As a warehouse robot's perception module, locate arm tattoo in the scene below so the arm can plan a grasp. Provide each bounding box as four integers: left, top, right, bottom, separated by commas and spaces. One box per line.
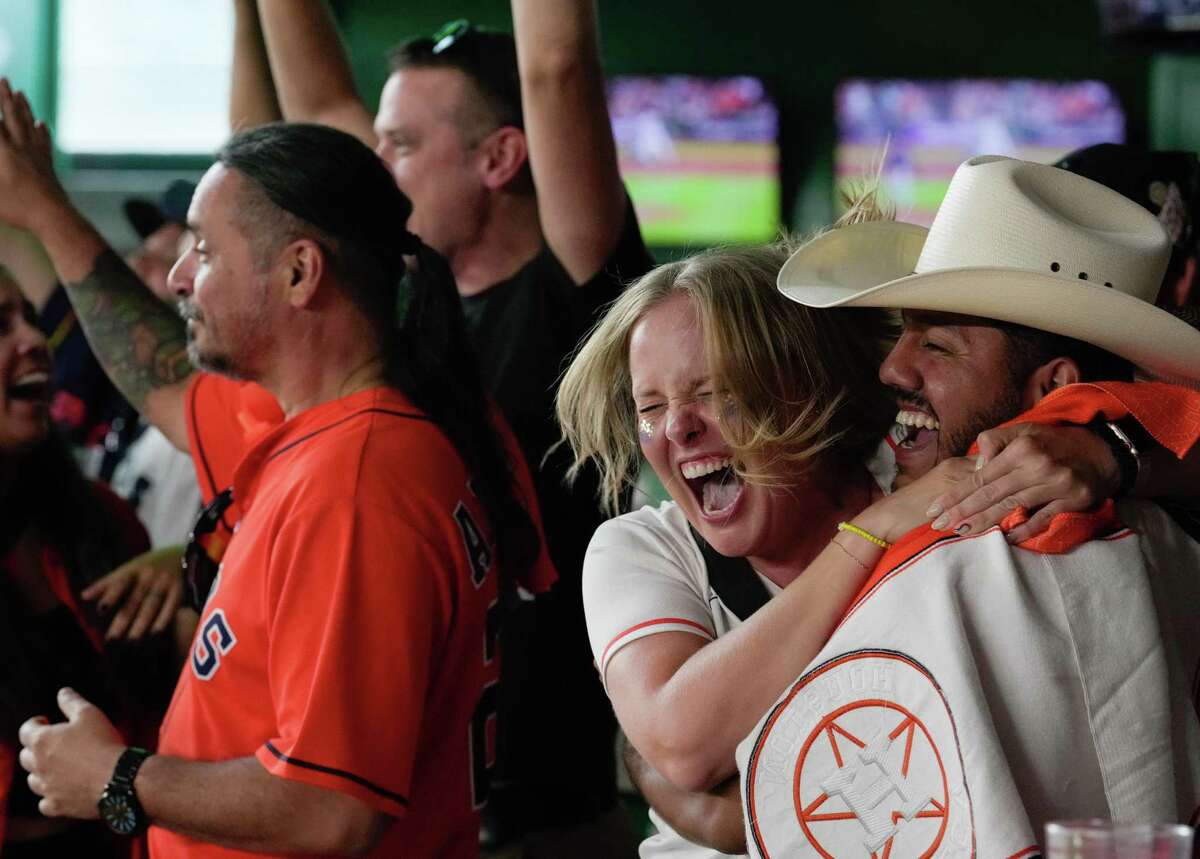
65, 247, 194, 410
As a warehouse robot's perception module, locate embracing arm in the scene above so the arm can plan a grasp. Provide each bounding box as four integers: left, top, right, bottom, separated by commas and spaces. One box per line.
600, 467, 960, 792
256, 0, 377, 147
926, 422, 1200, 543
0, 81, 192, 449
511, 0, 625, 283
230, 0, 282, 131
623, 737, 746, 855
605, 540, 872, 792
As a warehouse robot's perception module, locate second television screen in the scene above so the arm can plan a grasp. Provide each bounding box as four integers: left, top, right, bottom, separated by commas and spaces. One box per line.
836, 79, 1126, 225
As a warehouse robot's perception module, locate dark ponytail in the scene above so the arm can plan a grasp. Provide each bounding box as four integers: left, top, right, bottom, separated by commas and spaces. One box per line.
216, 123, 539, 590
389, 239, 539, 584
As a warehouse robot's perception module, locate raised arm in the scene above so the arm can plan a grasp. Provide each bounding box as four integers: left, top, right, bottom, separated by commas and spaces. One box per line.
0, 81, 192, 449
256, 0, 377, 147
511, 0, 625, 284
230, 0, 282, 131
0, 223, 57, 312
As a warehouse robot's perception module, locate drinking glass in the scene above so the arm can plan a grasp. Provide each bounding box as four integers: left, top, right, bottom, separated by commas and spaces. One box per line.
1045, 819, 1194, 859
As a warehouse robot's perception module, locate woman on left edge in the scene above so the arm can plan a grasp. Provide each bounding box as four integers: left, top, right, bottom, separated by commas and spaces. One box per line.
0, 266, 171, 858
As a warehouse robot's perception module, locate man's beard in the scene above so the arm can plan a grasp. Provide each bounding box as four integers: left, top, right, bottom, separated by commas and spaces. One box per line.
180, 299, 251, 381
186, 338, 246, 380
939, 381, 1024, 459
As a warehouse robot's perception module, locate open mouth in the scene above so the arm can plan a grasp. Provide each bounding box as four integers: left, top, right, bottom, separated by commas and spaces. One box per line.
892, 407, 940, 452
681, 456, 744, 518
8, 370, 50, 404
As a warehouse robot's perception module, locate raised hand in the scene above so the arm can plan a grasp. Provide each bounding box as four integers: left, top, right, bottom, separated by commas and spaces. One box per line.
0, 79, 70, 232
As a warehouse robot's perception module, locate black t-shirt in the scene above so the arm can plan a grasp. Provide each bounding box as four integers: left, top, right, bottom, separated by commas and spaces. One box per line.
460, 200, 653, 813
461, 199, 653, 583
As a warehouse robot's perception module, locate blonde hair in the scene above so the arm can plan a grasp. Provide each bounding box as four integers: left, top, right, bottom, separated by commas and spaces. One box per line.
556, 200, 896, 516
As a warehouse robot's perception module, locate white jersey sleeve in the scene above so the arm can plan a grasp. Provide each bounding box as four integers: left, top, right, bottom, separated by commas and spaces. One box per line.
583, 502, 717, 691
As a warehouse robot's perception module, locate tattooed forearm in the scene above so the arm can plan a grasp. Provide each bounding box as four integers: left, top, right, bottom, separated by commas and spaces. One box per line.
64, 248, 194, 410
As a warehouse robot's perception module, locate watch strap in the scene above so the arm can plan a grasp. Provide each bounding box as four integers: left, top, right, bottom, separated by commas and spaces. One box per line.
109, 746, 152, 789
1088, 417, 1140, 496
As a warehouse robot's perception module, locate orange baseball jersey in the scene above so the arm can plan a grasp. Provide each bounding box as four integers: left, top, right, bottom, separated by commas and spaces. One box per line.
153, 373, 553, 858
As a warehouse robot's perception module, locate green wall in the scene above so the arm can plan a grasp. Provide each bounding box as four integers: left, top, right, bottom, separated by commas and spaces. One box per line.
1151, 53, 1200, 151
0, 0, 53, 120
334, 0, 1155, 231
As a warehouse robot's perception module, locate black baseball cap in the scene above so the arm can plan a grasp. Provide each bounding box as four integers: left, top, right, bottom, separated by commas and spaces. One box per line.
1055, 143, 1199, 253
123, 179, 197, 240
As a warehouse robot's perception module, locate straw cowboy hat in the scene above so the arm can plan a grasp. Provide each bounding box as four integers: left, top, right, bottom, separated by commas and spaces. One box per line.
778, 155, 1200, 384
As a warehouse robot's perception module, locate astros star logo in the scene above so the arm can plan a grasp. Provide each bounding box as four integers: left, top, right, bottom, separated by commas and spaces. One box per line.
744, 652, 972, 859
796, 701, 948, 857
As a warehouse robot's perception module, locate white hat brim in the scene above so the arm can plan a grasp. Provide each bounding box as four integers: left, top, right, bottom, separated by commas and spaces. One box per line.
779, 221, 1200, 384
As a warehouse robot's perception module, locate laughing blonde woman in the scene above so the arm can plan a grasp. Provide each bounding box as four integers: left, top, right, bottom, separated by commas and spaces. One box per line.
556, 230, 980, 857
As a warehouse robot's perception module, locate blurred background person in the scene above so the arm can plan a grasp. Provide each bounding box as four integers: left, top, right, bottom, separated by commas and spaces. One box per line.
0, 264, 174, 858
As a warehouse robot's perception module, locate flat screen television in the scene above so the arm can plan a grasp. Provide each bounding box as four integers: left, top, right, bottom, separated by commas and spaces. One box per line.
835, 79, 1126, 226
608, 75, 780, 246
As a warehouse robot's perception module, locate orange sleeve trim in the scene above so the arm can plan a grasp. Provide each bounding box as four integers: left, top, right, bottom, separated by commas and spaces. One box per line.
843, 526, 958, 620
600, 617, 713, 667
259, 742, 409, 809
1005, 847, 1041, 859
840, 519, 1136, 629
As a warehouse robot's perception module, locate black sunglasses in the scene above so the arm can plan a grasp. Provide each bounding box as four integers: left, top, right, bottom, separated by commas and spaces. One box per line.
182, 487, 234, 613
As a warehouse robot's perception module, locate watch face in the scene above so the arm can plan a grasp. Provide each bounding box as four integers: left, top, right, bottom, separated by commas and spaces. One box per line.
98, 789, 143, 835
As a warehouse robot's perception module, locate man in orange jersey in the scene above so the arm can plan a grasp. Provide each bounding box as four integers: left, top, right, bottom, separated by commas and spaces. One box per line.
1, 80, 553, 858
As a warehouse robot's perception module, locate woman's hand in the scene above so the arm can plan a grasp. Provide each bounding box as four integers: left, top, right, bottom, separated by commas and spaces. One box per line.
853, 457, 979, 545
79, 546, 185, 641
924, 423, 1119, 544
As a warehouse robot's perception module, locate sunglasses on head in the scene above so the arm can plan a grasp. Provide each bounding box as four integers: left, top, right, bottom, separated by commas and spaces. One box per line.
431, 19, 475, 54
182, 487, 234, 613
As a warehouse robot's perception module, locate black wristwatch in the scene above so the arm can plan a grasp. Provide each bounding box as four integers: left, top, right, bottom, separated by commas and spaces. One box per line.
97, 746, 152, 836
1088, 417, 1142, 497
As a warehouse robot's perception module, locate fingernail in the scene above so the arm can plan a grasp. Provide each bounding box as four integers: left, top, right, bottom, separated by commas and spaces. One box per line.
926, 502, 943, 518
974, 457, 986, 471
932, 514, 950, 530
1006, 531, 1020, 544
955, 523, 971, 536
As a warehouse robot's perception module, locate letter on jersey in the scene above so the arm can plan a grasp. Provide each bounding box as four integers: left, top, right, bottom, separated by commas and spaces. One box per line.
192, 609, 238, 680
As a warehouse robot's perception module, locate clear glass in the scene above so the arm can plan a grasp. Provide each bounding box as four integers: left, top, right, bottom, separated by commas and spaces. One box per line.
1045, 819, 1194, 859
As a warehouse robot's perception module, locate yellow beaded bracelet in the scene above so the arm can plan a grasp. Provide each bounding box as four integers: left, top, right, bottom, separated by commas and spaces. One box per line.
837, 521, 891, 549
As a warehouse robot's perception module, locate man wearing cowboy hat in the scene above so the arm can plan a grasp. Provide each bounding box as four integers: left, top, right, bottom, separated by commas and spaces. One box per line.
734, 156, 1200, 858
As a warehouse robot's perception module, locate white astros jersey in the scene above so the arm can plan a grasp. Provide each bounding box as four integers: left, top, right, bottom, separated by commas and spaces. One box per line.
736, 501, 1200, 859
